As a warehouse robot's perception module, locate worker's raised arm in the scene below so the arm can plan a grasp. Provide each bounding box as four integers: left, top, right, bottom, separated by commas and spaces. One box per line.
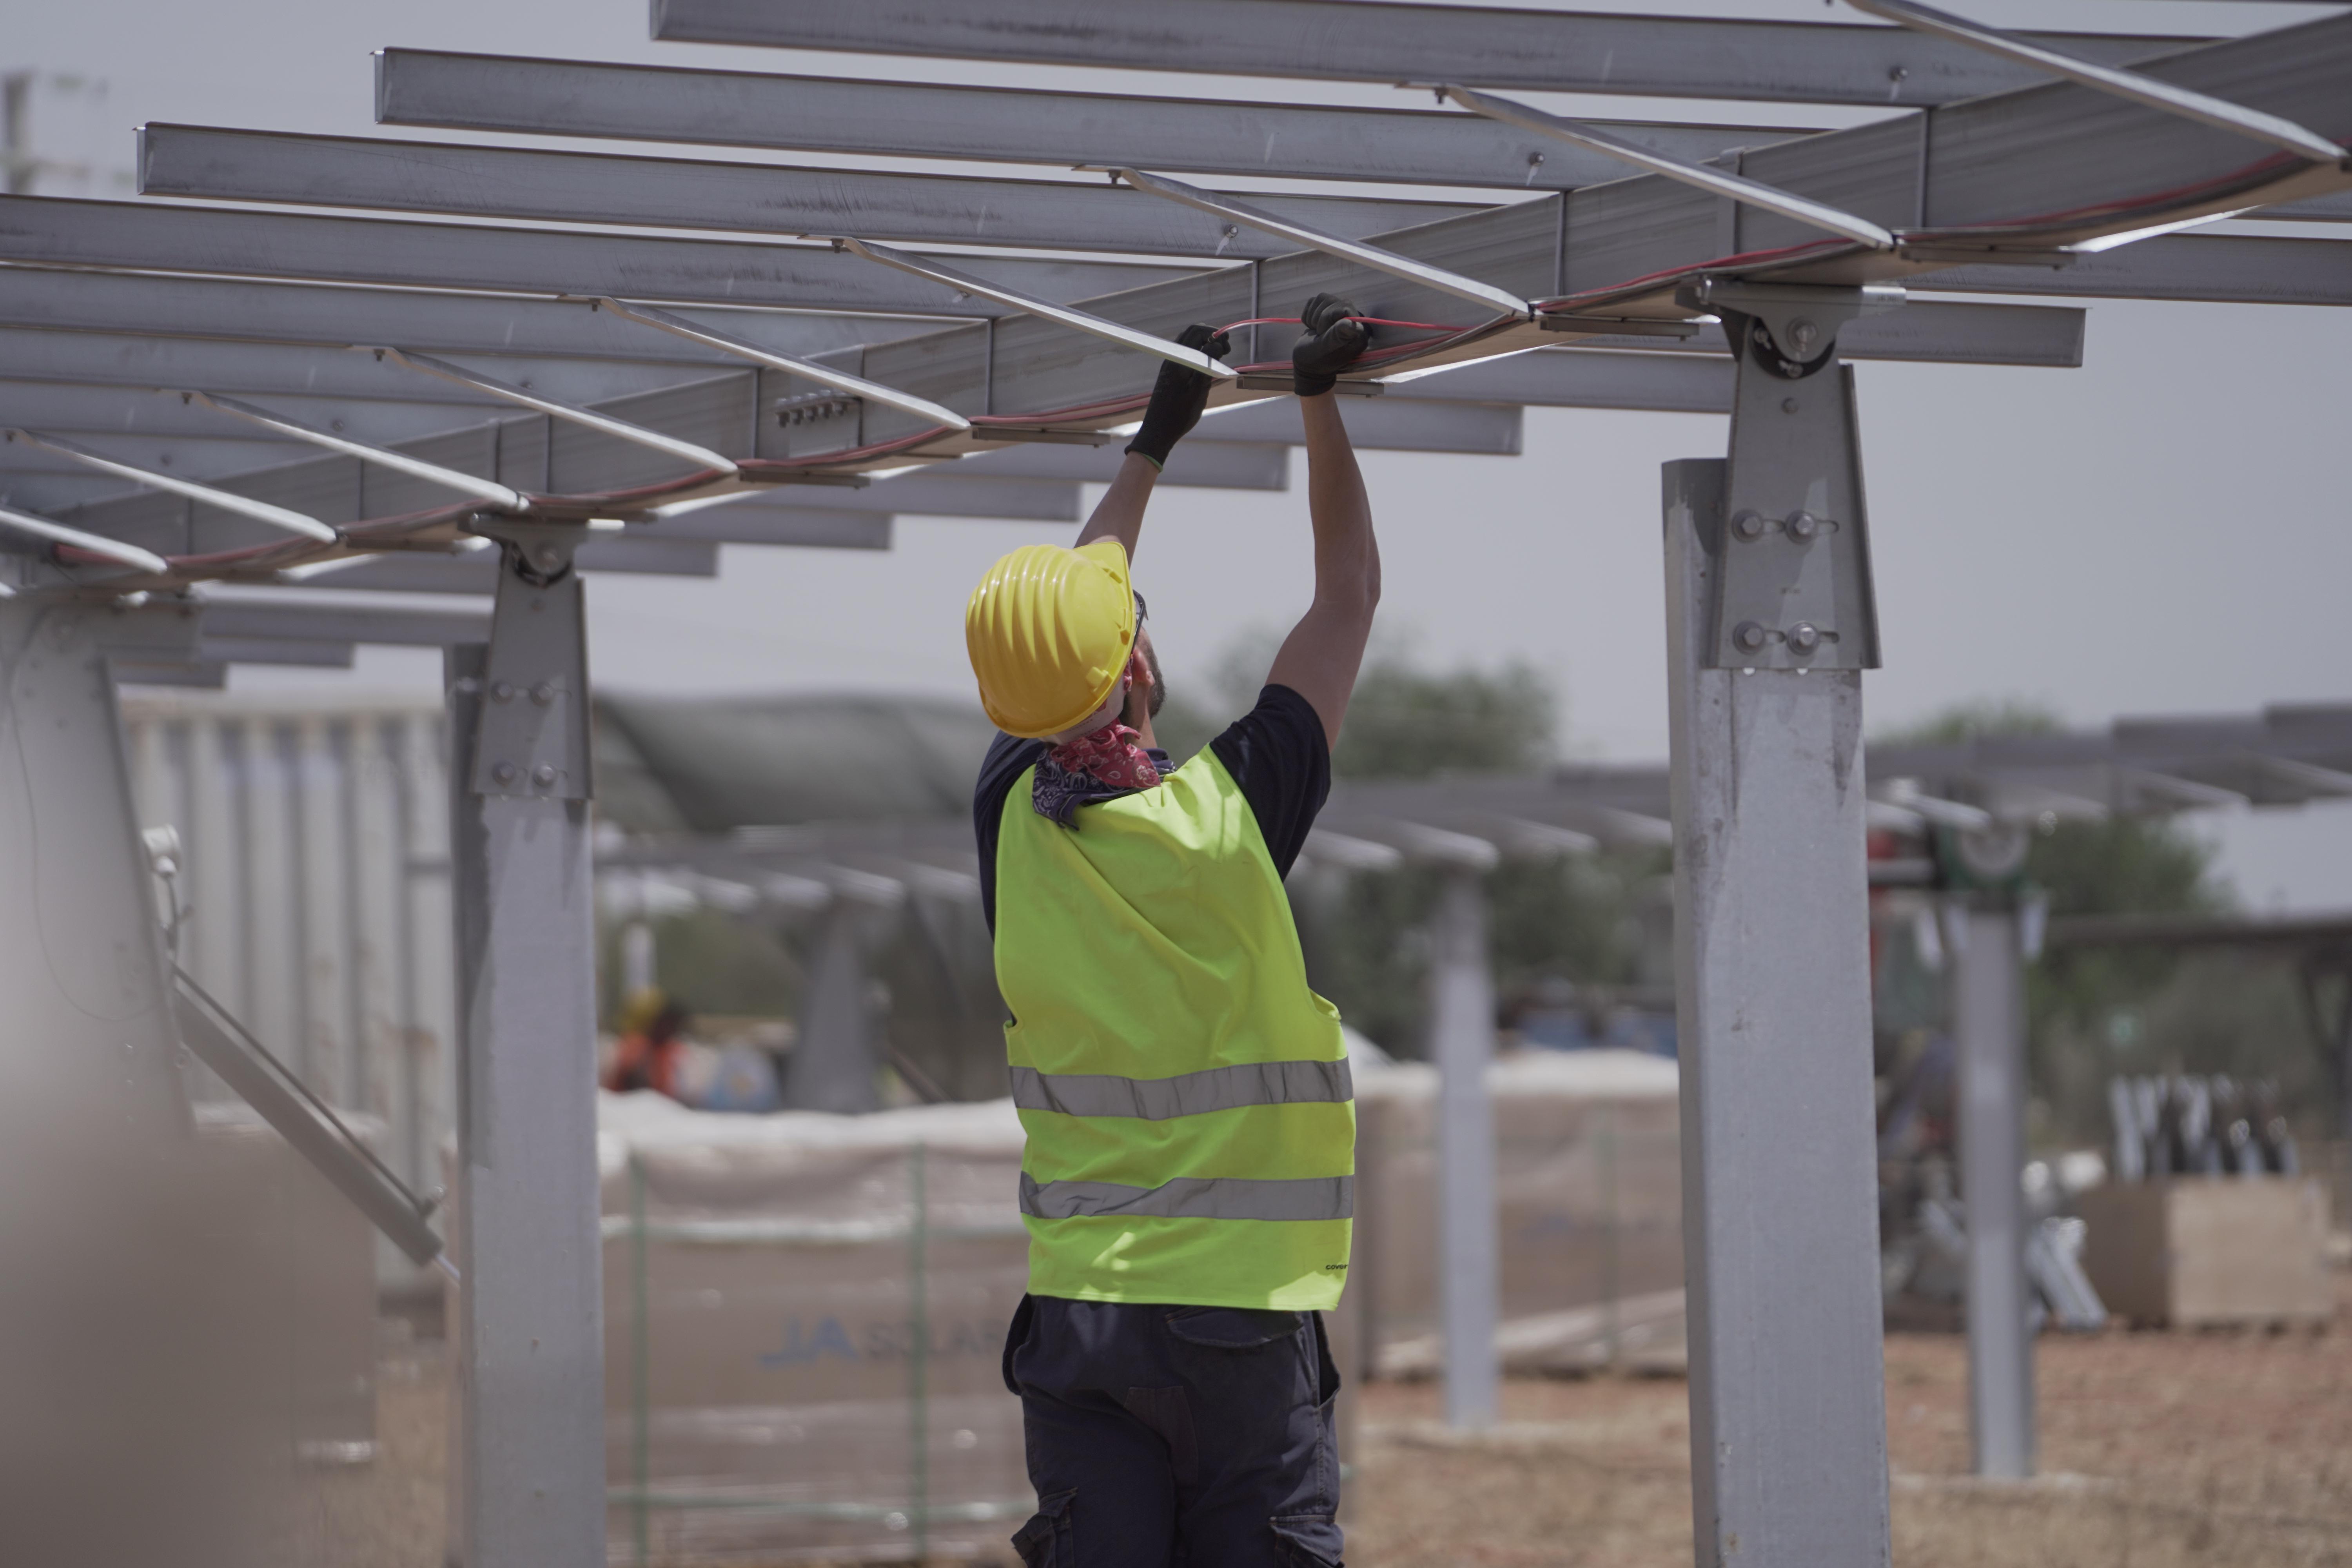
1074, 324, 1230, 563
1267, 297, 1381, 749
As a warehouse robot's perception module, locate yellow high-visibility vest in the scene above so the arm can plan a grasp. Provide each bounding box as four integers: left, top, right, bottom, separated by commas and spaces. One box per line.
993, 751, 1354, 1311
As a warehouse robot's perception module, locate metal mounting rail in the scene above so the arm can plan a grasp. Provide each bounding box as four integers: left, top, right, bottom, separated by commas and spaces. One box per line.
1103, 167, 1533, 321
1431, 85, 1898, 252
183, 390, 532, 511
0, 502, 172, 575
3, 427, 341, 542
372, 348, 742, 475
583, 297, 974, 431
829, 238, 1239, 381
1848, 0, 2348, 168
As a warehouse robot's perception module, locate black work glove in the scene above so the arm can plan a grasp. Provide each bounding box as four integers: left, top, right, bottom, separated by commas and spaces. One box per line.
1292, 293, 1368, 397
1123, 323, 1232, 470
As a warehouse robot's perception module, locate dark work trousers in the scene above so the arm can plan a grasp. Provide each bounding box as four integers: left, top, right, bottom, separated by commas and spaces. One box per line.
1001, 1294, 1344, 1567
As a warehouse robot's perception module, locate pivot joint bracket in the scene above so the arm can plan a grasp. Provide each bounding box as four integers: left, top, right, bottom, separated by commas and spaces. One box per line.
461, 515, 592, 801
1678, 281, 1899, 672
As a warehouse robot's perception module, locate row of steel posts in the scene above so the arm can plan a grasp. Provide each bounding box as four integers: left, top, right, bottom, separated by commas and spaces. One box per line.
2, 288, 2055, 1566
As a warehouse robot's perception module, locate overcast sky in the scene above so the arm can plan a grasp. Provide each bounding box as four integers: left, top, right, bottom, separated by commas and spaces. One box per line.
11, 0, 2350, 906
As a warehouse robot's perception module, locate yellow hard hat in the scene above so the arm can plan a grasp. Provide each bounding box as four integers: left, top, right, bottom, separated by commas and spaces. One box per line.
965, 540, 1137, 739
617, 985, 666, 1036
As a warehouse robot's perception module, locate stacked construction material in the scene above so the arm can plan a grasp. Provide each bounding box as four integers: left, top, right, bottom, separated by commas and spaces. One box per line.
2082, 1075, 2330, 1328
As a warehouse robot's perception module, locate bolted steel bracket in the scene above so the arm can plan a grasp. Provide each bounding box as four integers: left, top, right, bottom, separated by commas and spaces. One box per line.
1675, 280, 1901, 672
463, 516, 592, 801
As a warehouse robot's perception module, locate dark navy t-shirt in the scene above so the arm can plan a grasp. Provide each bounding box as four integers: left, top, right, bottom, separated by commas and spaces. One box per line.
972, 683, 1332, 934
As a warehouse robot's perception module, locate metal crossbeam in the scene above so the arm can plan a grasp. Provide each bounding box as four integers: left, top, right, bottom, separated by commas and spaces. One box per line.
958, 441, 1288, 491
138, 125, 1477, 262
1202, 397, 1521, 454
374, 49, 1804, 195
1916, 233, 2352, 307
0, 264, 936, 368
197, 598, 492, 646
636, 501, 891, 552
825, 15, 2352, 443
1850, 0, 2347, 166
1435, 86, 1897, 250
646, 0, 2208, 108
2, 429, 339, 543
8, 196, 2343, 328
185, 391, 530, 511
279, 537, 719, 594
0, 502, 171, 575
584, 298, 973, 430
0, 433, 1073, 523
1105, 167, 1533, 321
0, 329, 721, 408
834, 238, 1238, 381
0, 196, 1192, 315
376, 350, 740, 477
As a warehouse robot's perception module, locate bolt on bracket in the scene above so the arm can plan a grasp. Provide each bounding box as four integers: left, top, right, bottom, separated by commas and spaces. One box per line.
1677, 281, 1900, 671
463, 516, 592, 801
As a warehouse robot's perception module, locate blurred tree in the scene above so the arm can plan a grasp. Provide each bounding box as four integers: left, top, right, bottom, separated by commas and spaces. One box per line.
1192, 628, 1646, 1056
1206, 629, 1555, 779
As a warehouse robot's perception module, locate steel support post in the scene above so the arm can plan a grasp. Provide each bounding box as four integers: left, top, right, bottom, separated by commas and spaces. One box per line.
1950, 903, 2034, 1479
784, 872, 902, 1114
1663, 282, 1893, 1568
0, 595, 199, 1129
444, 520, 603, 1568
1428, 862, 1500, 1429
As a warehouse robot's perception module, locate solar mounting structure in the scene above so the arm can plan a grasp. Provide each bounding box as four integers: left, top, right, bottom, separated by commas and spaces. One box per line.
0, 2, 2347, 1564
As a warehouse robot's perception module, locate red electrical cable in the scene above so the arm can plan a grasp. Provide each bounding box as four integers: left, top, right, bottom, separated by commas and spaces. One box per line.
1213, 313, 1474, 336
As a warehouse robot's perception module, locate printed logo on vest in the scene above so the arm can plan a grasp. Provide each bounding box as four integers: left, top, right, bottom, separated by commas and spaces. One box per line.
1323, 1262, 1349, 1271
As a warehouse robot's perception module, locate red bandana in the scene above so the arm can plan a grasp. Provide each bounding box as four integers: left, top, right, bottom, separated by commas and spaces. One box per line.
1047, 722, 1163, 793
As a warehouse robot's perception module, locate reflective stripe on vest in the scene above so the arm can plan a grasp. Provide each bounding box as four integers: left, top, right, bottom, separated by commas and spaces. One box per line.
1020, 1172, 1354, 1223
1008, 1058, 1353, 1121
993, 748, 1354, 1312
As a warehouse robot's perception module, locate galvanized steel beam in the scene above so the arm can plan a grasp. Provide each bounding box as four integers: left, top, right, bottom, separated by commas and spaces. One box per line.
4, 428, 339, 543
290, 537, 719, 594
198, 599, 492, 647
1106, 167, 1534, 320
186, 391, 530, 511
1437, 86, 1897, 250
137, 125, 1477, 262
1851, 0, 2347, 165
816, 15, 2352, 447
374, 49, 1808, 194
0, 502, 171, 575
0, 195, 1193, 314
834, 238, 1238, 381
1664, 452, 1892, 1565
0, 329, 722, 408
1200, 397, 1521, 455
0, 264, 936, 368
637, 501, 891, 552
647, 0, 2206, 109
1913, 232, 2352, 306
585, 297, 973, 430
377, 350, 739, 477
443, 608, 604, 1566
1949, 902, 2036, 1481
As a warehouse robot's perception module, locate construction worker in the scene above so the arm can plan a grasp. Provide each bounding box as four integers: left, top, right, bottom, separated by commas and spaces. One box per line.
966, 295, 1378, 1568
603, 985, 691, 1100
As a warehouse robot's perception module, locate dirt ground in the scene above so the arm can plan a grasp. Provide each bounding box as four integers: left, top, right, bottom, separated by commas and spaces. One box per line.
304, 1284, 2352, 1567
1350, 1282, 2352, 1568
